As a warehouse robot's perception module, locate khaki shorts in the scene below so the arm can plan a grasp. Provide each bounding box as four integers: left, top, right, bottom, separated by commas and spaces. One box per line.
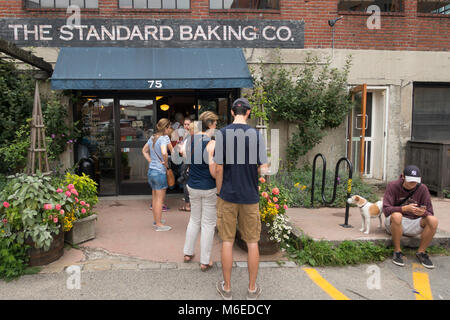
216, 198, 261, 243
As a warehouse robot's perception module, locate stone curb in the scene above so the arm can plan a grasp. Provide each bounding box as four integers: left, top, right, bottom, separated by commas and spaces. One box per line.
40, 258, 301, 274
286, 221, 450, 248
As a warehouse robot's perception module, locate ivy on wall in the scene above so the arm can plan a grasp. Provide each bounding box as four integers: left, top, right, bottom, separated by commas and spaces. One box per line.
249, 52, 353, 169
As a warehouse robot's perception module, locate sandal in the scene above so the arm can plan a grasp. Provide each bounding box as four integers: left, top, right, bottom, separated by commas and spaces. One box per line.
184, 254, 195, 263
200, 263, 213, 272
179, 206, 191, 212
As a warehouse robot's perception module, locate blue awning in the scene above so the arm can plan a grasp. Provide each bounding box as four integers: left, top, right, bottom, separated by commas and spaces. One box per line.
51, 47, 253, 90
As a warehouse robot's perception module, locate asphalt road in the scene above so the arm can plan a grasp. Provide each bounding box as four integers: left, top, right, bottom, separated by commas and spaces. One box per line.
0, 254, 448, 301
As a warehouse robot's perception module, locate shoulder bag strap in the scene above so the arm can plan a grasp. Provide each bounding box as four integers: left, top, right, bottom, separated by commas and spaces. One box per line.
396, 183, 422, 206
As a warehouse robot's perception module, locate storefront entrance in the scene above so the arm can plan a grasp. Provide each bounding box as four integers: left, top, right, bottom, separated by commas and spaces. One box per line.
74, 91, 235, 196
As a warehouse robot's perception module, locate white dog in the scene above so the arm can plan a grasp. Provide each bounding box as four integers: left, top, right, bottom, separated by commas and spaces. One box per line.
347, 195, 383, 234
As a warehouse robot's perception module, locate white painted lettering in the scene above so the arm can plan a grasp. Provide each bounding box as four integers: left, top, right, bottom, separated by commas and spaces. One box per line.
242, 26, 257, 41
8, 24, 23, 41
130, 25, 144, 41
193, 26, 207, 41
207, 25, 221, 40
262, 26, 276, 40
180, 25, 193, 40
86, 25, 101, 41
60, 25, 74, 41
117, 26, 131, 40
159, 26, 173, 41
277, 26, 292, 41
144, 26, 158, 41
23, 25, 38, 41
101, 25, 115, 41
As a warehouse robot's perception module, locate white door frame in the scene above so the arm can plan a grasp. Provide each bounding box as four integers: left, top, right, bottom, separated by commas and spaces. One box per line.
346, 85, 389, 181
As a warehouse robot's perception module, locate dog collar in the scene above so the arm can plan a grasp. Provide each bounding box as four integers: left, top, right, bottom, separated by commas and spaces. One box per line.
358, 200, 369, 209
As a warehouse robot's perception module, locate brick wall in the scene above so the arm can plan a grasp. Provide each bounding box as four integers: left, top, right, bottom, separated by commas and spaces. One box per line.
1, 0, 448, 51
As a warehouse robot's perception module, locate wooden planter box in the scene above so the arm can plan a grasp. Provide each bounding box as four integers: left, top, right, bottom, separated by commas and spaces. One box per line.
65, 214, 97, 245
236, 222, 280, 255
26, 225, 64, 267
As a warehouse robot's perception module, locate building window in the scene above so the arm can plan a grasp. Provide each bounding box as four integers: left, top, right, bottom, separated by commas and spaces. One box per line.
337, 1, 403, 12
25, 0, 98, 8
119, 0, 190, 9
210, 0, 279, 10
418, 0, 450, 14
412, 83, 450, 141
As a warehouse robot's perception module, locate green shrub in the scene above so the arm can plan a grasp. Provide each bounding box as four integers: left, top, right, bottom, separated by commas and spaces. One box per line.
0, 236, 31, 281
285, 235, 392, 267
271, 165, 379, 208
443, 189, 450, 199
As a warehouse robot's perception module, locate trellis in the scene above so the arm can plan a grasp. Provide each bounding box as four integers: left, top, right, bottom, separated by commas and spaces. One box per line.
27, 82, 51, 175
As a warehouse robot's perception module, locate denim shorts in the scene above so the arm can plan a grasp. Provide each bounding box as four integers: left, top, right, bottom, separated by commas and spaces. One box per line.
148, 169, 168, 190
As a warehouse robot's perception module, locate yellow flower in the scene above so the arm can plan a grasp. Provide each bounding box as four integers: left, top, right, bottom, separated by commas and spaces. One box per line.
294, 182, 300, 188
301, 185, 307, 191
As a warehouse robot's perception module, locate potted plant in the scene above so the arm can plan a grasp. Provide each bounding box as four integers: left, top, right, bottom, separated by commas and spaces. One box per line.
0, 172, 68, 266
63, 172, 98, 245
236, 177, 292, 255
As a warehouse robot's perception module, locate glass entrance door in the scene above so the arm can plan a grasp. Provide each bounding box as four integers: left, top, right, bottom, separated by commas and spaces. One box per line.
118, 99, 155, 195
197, 96, 230, 130
76, 98, 116, 195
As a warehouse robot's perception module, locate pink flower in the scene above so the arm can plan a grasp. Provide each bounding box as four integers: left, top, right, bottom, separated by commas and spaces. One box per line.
3, 201, 10, 208
67, 184, 75, 190
81, 208, 86, 214
272, 188, 280, 195
53, 217, 58, 223
261, 192, 269, 199
284, 204, 288, 210
273, 197, 278, 203
55, 204, 61, 210
80, 201, 86, 206
2, 218, 7, 224
259, 177, 266, 183
60, 210, 65, 215
49, 215, 53, 219
275, 204, 280, 210
86, 204, 90, 208
44, 204, 53, 210
56, 188, 63, 193
75, 197, 79, 203
71, 189, 79, 196
65, 191, 72, 197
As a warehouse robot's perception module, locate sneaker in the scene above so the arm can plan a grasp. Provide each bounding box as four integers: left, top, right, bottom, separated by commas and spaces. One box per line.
152, 219, 166, 227
246, 284, 262, 300
416, 252, 434, 269
392, 251, 405, 267
216, 281, 232, 300
154, 225, 172, 232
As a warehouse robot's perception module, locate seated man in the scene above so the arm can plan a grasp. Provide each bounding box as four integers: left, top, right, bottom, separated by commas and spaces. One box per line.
383, 165, 439, 269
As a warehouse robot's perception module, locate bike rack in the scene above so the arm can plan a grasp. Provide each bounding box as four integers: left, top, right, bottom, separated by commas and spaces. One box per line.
311, 153, 354, 228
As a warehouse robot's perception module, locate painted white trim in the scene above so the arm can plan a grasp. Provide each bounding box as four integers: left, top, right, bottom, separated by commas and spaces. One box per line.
367, 86, 389, 182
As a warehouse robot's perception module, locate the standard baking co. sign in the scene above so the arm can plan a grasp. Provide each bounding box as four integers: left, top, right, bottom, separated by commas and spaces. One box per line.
0, 18, 304, 48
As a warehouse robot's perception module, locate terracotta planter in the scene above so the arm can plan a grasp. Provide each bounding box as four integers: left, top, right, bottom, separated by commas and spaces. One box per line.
65, 214, 97, 245
236, 221, 280, 255
26, 225, 64, 267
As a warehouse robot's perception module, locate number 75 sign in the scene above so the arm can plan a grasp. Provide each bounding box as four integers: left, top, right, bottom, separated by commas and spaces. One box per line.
148, 80, 163, 89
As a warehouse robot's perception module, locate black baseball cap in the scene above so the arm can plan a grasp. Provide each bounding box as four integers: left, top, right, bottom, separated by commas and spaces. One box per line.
403, 165, 421, 183
232, 98, 251, 110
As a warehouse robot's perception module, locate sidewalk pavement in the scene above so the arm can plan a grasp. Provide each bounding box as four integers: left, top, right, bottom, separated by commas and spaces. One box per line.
38, 194, 450, 274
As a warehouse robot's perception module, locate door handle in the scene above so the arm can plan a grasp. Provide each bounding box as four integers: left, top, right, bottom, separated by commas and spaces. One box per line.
355, 114, 369, 130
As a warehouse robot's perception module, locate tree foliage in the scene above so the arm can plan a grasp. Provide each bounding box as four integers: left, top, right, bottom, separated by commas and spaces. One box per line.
251, 52, 353, 169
